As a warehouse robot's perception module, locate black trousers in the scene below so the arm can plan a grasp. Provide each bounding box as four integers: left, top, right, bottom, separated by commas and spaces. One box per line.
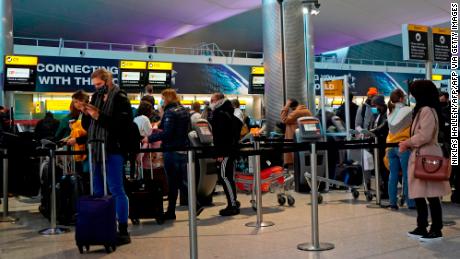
414, 197, 443, 231
219, 157, 237, 207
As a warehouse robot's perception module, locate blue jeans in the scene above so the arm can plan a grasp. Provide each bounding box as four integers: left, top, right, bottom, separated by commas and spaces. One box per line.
163, 152, 188, 213
93, 154, 129, 224
388, 147, 414, 207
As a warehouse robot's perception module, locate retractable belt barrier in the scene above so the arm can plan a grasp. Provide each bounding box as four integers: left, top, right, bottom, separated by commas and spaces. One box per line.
2, 138, 396, 258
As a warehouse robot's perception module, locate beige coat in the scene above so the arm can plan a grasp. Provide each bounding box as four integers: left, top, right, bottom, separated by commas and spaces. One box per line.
403, 107, 450, 199
281, 105, 312, 165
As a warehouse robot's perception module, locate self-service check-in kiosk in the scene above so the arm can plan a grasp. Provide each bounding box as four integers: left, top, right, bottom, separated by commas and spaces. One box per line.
188, 119, 218, 205
293, 117, 326, 193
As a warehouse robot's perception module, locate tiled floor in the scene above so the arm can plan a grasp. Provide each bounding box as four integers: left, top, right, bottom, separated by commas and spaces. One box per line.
1, 189, 460, 259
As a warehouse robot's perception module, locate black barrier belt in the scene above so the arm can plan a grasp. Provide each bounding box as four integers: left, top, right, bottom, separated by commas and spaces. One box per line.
0, 140, 398, 159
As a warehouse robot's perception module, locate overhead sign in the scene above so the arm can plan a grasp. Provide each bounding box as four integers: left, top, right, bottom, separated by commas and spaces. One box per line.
323, 79, 343, 97
249, 66, 265, 94
5, 55, 38, 66
34, 56, 119, 92
402, 24, 429, 61
119, 60, 147, 70
148, 61, 173, 71
4, 55, 38, 91
432, 27, 451, 63
119, 60, 147, 92
146, 61, 172, 92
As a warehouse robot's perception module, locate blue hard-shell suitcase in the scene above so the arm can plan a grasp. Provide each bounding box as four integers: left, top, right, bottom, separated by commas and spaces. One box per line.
75, 142, 117, 254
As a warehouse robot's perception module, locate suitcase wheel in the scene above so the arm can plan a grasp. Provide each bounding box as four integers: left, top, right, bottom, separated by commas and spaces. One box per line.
352, 190, 360, 200
112, 245, 117, 252
77, 245, 84, 254
131, 218, 140, 225
85, 245, 90, 252
287, 195, 295, 206
365, 192, 373, 202
156, 217, 165, 225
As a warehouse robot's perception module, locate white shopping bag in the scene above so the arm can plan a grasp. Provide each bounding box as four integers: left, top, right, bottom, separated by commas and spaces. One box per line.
363, 150, 374, 171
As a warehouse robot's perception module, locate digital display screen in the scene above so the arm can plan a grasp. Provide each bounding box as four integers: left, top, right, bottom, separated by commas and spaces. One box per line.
7, 67, 30, 79
121, 71, 141, 81
149, 72, 167, 82
252, 76, 264, 85
302, 123, 318, 132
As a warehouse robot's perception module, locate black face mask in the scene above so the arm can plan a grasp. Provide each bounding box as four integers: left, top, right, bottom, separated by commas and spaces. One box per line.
97, 85, 108, 95
440, 101, 448, 107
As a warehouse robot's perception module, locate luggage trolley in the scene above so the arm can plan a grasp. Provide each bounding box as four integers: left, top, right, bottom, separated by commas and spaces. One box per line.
188, 119, 219, 206
235, 140, 296, 210
293, 117, 327, 194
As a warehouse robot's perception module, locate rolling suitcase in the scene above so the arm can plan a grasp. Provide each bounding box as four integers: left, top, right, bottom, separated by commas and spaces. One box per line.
126, 152, 164, 225
75, 142, 117, 254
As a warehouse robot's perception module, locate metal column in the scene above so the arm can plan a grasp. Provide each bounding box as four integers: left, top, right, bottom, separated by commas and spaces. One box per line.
303, 2, 317, 113
0, 149, 16, 222
0, 0, 14, 105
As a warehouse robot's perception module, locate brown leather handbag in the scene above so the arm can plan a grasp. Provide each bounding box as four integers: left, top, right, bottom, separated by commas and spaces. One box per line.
413, 109, 451, 181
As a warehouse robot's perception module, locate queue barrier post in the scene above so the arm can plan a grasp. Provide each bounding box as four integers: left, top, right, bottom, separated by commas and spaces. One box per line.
0, 149, 17, 223
298, 143, 334, 251
187, 150, 198, 259
245, 140, 275, 228
39, 148, 70, 235
367, 137, 383, 209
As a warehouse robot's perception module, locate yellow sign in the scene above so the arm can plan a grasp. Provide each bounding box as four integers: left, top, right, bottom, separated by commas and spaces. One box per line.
148, 62, 173, 71
251, 67, 265, 75
408, 24, 429, 33
35, 102, 41, 113
120, 60, 147, 70
323, 79, 343, 97
46, 100, 72, 112
5, 55, 38, 66
432, 74, 443, 81
432, 27, 451, 35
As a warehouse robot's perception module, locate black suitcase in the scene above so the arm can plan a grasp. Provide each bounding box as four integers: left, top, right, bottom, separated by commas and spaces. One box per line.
126, 152, 164, 225
75, 142, 117, 254
335, 163, 363, 186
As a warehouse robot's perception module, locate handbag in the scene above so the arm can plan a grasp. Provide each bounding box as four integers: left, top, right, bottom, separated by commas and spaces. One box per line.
413, 109, 451, 181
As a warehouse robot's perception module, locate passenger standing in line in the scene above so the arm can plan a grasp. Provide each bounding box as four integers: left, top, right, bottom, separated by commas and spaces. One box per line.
231, 99, 249, 138
81, 68, 131, 245
355, 87, 378, 131
386, 89, 415, 210
190, 101, 202, 125
336, 93, 359, 130
369, 95, 389, 200
209, 93, 242, 216
35, 112, 60, 141
280, 99, 312, 168
400, 80, 450, 242
143, 89, 203, 219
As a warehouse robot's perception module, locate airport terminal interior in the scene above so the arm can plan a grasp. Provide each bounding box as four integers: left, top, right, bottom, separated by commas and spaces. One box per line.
0, 0, 458, 258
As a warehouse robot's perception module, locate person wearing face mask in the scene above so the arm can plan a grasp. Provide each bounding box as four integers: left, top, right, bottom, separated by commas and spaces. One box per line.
81, 68, 132, 246
355, 87, 378, 131
369, 95, 390, 200
209, 92, 243, 216
385, 89, 415, 210
143, 89, 204, 220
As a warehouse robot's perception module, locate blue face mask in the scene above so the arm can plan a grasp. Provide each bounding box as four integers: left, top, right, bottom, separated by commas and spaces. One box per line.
371, 107, 379, 115
159, 99, 164, 107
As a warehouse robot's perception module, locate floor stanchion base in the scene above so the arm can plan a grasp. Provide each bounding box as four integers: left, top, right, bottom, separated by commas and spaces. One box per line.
297, 242, 335, 251
0, 216, 18, 223
39, 227, 70, 235
366, 204, 385, 209
245, 221, 275, 228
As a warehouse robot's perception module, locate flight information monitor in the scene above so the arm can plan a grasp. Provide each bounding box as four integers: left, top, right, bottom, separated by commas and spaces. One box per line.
4, 56, 38, 91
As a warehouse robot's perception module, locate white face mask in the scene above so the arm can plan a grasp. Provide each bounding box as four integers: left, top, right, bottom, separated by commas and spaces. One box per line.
210, 102, 217, 111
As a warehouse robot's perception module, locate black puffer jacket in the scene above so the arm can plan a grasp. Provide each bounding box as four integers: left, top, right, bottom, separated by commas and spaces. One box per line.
210, 100, 242, 151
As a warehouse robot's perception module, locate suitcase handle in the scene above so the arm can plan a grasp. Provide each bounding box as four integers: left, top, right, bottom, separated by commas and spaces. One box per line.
87, 142, 108, 196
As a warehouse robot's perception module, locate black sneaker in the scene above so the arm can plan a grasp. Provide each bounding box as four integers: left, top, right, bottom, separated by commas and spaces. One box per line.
419, 230, 443, 242
407, 227, 428, 239
196, 205, 204, 217
389, 205, 399, 211
164, 212, 177, 220
116, 232, 131, 246
219, 206, 240, 216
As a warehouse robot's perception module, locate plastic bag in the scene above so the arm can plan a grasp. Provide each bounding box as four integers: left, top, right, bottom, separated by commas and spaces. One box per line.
363, 149, 374, 171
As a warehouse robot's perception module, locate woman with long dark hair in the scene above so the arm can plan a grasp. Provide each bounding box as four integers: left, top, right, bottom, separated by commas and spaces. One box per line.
399, 80, 450, 242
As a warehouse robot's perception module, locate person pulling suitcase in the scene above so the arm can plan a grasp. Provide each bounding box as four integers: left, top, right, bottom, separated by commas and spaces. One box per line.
81, 68, 132, 246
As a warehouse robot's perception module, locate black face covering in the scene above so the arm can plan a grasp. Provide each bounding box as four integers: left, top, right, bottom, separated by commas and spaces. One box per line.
440, 101, 448, 107
97, 85, 108, 95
